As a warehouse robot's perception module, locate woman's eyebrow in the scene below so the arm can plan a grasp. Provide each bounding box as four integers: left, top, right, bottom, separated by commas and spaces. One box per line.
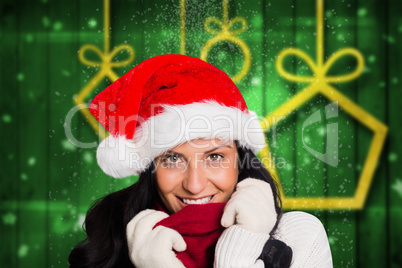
165, 150, 184, 157
203, 145, 232, 154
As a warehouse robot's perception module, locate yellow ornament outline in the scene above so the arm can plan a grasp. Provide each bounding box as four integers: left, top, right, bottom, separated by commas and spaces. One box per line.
260, 0, 388, 210
75, 0, 135, 140
200, 0, 251, 83
180, 0, 251, 83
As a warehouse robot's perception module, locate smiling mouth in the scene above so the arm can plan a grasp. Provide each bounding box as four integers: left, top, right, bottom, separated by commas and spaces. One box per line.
177, 195, 215, 205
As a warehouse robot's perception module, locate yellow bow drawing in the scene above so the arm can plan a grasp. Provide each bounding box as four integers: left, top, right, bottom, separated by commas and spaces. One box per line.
276, 47, 364, 84
78, 43, 134, 81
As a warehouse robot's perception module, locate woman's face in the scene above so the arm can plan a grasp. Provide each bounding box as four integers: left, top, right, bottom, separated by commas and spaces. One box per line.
155, 139, 239, 214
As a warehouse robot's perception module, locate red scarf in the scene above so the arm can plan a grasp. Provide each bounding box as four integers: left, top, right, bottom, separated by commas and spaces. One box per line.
154, 202, 226, 268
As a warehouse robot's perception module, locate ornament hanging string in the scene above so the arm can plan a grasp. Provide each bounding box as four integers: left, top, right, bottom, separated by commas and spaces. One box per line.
75, 0, 135, 139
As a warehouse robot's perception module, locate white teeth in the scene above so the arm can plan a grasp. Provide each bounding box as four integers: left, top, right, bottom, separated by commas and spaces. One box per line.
182, 196, 213, 205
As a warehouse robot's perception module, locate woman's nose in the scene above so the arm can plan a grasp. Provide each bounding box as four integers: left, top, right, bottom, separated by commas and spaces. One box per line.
182, 163, 208, 195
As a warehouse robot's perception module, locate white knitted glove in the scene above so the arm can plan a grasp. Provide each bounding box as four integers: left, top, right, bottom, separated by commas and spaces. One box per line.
221, 178, 277, 234
126, 209, 187, 268
215, 178, 277, 268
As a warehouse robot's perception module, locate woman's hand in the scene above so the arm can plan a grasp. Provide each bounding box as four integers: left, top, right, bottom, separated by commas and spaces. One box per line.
126, 209, 187, 268
215, 178, 277, 268
221, 178, 277, 234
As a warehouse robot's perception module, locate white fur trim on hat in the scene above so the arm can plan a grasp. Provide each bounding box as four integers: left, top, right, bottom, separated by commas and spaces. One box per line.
96, 101, 266, 178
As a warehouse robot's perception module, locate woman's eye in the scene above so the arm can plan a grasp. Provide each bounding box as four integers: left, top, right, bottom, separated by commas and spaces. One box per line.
207, 153, 223, 162
163, 155, 181, 163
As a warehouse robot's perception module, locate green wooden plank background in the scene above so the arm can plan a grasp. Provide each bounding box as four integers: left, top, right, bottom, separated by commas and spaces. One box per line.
0, 0, 400, 267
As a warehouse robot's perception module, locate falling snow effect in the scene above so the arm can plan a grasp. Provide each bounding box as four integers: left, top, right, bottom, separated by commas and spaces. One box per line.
388, 153, 398, 162
0, 1, 397, 268
53, 21, 63, 31
61, 139, 77, 151
20, 173, 28, 181
61, 70, 71, 77
367, 55, 376, 63
88, 18, 97, 28
28, 157, 36, 166
25, 34, 34, 43
17, 73, 25, 81
357, 8, 367, 17
42, 16, 50, 27
82, 151, 94, 164
2, 212, 17, 225
18, 244, 29, 258
392, 179, 402, 198
2, 114, 12, 123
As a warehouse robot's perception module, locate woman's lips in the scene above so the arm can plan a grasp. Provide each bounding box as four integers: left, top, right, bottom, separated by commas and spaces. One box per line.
176, 194, 217, 207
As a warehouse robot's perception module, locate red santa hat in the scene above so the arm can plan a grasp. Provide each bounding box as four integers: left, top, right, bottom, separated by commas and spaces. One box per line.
89, 54, 265, 178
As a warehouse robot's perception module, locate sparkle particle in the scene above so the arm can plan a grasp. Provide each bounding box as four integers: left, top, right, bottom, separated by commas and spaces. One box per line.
21, 173, 28, 181
82, 151, 93, 163
2, 212, 17, 225
88, 18, 97, 28
251, 77, 261, 86
61, 139, 77, 152
28, 157, 36, 166
17, 73, 25, 81
389, 153, 398, 162
25, 34, 34, 43
2, 114, 12, 123
62, 70, 71, 77
18, 244, 29, 258
42, 16, 50, 27
53, 21, 63, 31
391, 179, 402, 198
357, 8, 367, 17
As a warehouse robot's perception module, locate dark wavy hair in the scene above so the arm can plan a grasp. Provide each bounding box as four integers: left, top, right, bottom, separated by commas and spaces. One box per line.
69, 142, 292, 267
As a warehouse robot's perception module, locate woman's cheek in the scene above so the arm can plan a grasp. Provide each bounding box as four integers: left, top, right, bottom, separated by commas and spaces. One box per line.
206, 167, 238, 200
156, 169, 182, 194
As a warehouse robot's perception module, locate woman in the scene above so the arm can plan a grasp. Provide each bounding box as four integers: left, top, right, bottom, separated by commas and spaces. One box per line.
69, 54, 332, 267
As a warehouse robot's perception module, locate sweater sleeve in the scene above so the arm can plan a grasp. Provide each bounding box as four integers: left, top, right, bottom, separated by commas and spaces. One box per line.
214, 212, 333, 268
273, 211, 333, 268
214, 225, 269, 268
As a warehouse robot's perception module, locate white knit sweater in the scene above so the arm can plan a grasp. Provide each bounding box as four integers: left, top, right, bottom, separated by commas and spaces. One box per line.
214, 211, 333, 268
